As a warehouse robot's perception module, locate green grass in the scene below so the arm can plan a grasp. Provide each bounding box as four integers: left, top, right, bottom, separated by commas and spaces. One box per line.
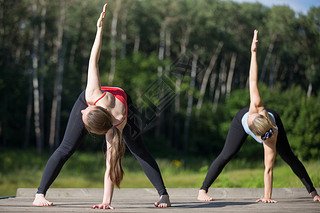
0, 150, 319, 197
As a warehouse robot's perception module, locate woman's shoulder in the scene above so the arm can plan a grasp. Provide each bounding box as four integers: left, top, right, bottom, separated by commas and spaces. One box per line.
248, 104, 264, 115
85, 89, 105, 104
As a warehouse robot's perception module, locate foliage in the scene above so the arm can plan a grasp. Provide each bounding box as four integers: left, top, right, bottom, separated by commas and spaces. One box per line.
0, 0, 319, 162
0, 150, 319, 197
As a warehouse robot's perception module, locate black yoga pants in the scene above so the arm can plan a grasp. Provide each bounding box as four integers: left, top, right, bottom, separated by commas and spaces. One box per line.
37, 90, 167, 196
200, 107, 316, 194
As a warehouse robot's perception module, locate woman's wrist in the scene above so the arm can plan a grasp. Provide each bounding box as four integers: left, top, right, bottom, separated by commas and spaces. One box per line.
102, 201, 111, 205
102, 197, 111, 205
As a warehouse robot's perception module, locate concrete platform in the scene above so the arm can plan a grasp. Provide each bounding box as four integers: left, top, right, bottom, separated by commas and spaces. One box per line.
0, 188, 319, 212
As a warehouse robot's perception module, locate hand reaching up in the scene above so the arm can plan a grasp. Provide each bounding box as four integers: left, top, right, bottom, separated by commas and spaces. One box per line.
97, 3, 108, 29
251, 29, 258, 53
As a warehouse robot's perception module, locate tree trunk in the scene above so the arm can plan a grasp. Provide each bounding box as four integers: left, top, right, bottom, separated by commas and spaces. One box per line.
213, 61, 225, 112
176, 24, 191, 111
49, 1, 65, 152
54, 41, 67, 148
288, 64, 298, 86
226, 53, 237, 98
179, 25, 190, 57
157, 21, 166, 76
0, 0, 10, 146
269, 55, 280, 90
109, 0, 122, 84
183, 48, 198, 154
174, 77, 181, 148
31, 0, 42, 155
196, 41, 223, 116
165, 28, 173, 143
81, 48, 88, 90
261, 34, 276, 82
307, 64, 315, 97
209, 72, 217, 100
165, 29, 171, 73
307, 81, 312, 97
79, 23, 89, 91
173, 25, 191, 148
24, 69, 33, 149
120, 8, 127, 59
68, 33, 77, 68
159, 26, 172, 138
220, 58, 227, 97
155, 21, 166, 136
133, 31, 140, 53
38, 0, 46, 151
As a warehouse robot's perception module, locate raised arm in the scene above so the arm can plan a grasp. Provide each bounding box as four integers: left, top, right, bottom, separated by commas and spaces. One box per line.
248, 30, 264, 114
85, 3, 108, 102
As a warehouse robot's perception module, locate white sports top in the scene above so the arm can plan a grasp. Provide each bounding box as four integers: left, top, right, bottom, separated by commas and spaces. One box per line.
241, 109, 278, 143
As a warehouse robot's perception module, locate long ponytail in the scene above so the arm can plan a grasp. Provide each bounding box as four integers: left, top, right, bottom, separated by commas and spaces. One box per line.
109, 126, 125, 188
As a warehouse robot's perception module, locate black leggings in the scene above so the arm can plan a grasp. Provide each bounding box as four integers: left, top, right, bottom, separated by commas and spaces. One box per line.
37, 90, 167, 196
201, 107, 316, 194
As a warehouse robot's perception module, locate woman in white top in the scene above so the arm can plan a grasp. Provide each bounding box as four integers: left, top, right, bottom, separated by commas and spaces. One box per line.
198, 30, 320, 203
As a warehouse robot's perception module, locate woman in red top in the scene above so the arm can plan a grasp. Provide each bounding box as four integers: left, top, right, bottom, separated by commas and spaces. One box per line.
33, 4, 170, 209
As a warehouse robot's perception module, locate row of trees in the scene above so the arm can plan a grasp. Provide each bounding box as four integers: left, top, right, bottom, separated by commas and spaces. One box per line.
0, 0, 319, 160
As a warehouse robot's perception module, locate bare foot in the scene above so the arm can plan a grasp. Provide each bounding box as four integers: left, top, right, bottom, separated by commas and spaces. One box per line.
313, 195, 320, 202
154, 194, 171, 208
197, 189, 214, 201
32, 194, 53, 206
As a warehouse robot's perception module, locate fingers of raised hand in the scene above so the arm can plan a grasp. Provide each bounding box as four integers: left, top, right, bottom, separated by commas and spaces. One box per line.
251, 29, 258, 47
97, 3, 107, 27
103, 3, 108, 12
102, 3, 108, 17
253, 29, 258, 40
251, 32, 258, 51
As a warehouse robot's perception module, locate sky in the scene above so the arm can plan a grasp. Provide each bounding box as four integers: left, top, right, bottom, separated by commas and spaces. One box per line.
230, 0, 320, 14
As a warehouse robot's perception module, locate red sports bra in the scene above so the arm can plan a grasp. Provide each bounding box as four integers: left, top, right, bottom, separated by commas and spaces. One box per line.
87, 86, 127, 127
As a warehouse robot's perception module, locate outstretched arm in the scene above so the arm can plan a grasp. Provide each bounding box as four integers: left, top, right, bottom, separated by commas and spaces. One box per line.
85, 3, 108, 102
248, 30, 264, 114
92, 124, 126, 209
256, 141, 277, 203
92, 130, 115, 209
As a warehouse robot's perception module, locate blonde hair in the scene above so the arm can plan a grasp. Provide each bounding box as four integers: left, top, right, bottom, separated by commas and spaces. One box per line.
84, 106, 125, 188
249, 113, 276, 136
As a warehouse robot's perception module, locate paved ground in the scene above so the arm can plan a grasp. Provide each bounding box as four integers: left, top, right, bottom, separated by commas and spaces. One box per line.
0, 188, 319, 212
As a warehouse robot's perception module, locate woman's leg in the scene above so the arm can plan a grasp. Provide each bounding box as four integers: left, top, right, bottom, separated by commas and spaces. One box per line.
199, 108, 248, 200
36, 91, 88, 195
122, 92, 169, 206
267, 108, 316, 194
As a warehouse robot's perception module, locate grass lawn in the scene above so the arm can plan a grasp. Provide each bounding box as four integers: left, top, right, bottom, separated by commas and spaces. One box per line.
0, 150, 319, 197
